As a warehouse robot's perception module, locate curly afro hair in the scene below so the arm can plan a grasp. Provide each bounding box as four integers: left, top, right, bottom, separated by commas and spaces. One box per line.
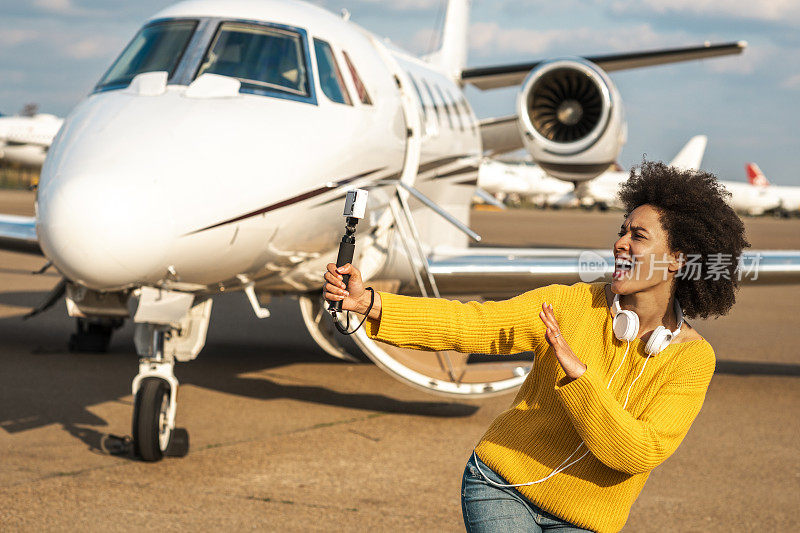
617, 160, 750, 319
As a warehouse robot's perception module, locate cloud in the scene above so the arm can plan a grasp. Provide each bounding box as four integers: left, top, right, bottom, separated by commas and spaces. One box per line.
465, 22, 693, 58
608, 0, 800, 25
347, 0, 440, 11
0, 30, 41, 47
1, 71, 27, 84
407, 27, 440, 55
468, 22, 559, 56
705, 43, 776, 75
32, 0, 76, 14
64, 36, 125, 59
30, 0, 105, 17
781, 73, 800, 90
0, 19, 128, 61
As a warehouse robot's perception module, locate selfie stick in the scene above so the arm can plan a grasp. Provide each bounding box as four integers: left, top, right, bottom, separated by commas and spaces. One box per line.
328, 189, 368, 316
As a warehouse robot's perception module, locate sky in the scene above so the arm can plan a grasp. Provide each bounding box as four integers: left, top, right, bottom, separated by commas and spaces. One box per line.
0, 0, 798, 185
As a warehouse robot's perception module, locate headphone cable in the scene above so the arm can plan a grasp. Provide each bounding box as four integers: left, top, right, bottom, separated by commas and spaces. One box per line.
473, 340, 638, 488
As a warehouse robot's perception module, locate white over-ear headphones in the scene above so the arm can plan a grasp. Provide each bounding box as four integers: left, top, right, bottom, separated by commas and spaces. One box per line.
612, 293, 684, 355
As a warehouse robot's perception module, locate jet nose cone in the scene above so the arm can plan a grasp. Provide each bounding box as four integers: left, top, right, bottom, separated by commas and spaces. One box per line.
37, 176, 175, 290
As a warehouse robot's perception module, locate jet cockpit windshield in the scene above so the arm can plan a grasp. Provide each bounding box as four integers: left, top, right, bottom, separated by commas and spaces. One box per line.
96, 19, 197, 90
93, 18, 313, 103
196, 22, 310, 99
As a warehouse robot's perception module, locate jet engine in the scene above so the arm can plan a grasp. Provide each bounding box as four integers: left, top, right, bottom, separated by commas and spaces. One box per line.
517, 59, 627, 182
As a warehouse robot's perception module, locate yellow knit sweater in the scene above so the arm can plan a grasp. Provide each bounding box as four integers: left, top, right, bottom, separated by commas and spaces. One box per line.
366, 281, 715, 533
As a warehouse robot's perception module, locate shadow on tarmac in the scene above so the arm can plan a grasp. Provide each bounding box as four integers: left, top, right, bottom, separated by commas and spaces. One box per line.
3, 288, 796, 454
0, 290, 479, 452
714, 359, 800, 376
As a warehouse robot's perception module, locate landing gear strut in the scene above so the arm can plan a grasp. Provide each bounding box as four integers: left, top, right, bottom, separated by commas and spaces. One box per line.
131, 325, 185, 461
128, 290, 211, 461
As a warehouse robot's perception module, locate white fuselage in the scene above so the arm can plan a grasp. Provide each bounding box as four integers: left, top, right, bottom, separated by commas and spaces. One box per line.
722, 180, 781, 216
766, 184, 800, 212
581, 174, 782, 216
480, 161, 782, 217
746, 164, 800, 213
0, 114, 63, 167
579, 168, 628, 208
478, 159, 574, 206
36, 0, 481, 293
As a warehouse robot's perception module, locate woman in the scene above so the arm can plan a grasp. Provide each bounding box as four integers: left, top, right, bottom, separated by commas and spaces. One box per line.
323, 161, 749, 532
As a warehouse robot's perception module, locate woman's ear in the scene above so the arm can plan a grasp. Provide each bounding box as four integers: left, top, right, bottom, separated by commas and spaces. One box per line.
668, 251, 685, 274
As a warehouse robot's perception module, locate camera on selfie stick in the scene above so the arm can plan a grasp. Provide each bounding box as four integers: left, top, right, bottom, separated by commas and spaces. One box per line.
327, 189, 373, 335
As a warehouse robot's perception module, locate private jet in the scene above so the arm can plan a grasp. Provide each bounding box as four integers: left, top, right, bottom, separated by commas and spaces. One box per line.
479, 135, 709, 210
2, 0, 798, 461
477, 159, 575, 207
0, 112, 64, 168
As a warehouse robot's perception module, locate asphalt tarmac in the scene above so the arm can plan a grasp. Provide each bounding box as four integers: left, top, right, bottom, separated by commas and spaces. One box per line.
1, 191, 798, 531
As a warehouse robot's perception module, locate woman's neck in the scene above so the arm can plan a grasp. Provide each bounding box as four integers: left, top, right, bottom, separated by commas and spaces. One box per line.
617, 284, 679, 334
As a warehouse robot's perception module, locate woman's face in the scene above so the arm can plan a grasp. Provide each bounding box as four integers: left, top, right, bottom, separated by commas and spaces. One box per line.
611, 204, 682, 295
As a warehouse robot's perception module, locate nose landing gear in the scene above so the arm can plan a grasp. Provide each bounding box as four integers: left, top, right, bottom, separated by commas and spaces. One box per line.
132, 325, 182, 461
127, 292, 212, 461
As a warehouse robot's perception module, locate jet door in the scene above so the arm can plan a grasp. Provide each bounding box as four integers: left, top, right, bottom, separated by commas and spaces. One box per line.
365, 37, 422, 187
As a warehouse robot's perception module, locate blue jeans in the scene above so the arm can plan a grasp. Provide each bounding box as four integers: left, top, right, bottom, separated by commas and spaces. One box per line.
461, 452, 594, 532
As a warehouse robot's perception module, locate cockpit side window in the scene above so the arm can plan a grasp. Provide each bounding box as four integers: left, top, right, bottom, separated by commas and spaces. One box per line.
341, 51, 372, 105
97, 19, 197, 90
313, 39, 352, 105
197, 22, 310, 98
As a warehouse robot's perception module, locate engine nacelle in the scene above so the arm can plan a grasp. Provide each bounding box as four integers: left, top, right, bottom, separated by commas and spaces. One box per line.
517, 58, 627, 182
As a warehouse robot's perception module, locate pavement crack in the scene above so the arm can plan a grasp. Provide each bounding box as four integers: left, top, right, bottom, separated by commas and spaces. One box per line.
197, 412, 386, 453
348, 429, 380, 442
2, 462, 124, 489
245, 495, 358, 513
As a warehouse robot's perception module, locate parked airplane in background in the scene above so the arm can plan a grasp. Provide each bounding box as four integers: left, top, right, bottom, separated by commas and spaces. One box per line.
579, 135, 708, 209
711, 161, 781, 216
479, 136, 707, 210
747, 162, 800, 215
720, 181, 779, 216
1, 0, 794, 461
0, 113, 63, 167
580, 140, 784, 216
478, 159, 574, 207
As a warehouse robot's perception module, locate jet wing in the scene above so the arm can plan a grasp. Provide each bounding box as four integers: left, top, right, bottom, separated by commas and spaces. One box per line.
354, 246, 800, 398
422, 247, 800, 298
462, 41, 747, 90
479, 115, 523, 156
0, 214, 41, 254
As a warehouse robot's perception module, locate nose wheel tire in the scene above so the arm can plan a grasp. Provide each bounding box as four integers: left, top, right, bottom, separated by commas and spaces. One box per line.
132, 377, 173, 461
